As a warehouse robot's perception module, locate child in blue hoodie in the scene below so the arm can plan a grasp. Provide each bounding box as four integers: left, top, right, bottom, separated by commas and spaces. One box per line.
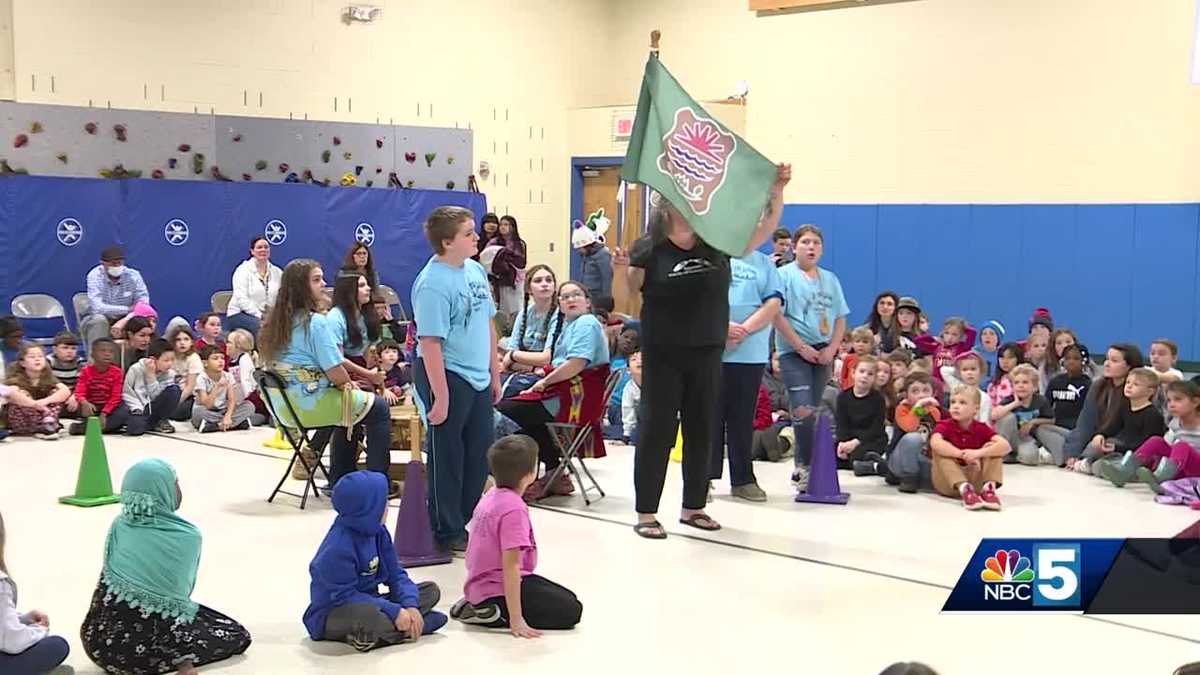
303, 471, 447, 651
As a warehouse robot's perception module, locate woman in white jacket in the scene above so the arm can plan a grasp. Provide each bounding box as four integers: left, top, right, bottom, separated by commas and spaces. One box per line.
226, 236, 282, 336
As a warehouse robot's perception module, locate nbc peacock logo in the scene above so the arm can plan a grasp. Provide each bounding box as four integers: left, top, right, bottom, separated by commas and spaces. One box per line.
980, 549, 1034, 601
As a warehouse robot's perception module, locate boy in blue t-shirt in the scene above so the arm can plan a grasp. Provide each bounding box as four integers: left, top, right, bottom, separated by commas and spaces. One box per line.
412, 206, 500, 555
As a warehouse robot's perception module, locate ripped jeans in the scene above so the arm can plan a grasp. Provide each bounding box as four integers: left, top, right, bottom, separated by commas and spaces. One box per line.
779, 349, 831, 468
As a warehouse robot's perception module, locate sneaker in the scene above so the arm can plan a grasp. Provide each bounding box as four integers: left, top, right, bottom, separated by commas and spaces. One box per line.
1137, 466, 1166, 495
34, 430, 61, 441
450, 598, 503, 625
960, 485, 984, 511
68, 422, 85, 436
154, 419, 176, 434
388, 480, 402, 499
731, 482, 768, 502
1073, 458, 1091, 474
897, 476, 919, 494
1038, 446, 1054, 465
449, 537, 469, 557
197, 420, 215, 434
852, 460, 879, 477
790, 465, 810, 493
978, 484, 1002, 510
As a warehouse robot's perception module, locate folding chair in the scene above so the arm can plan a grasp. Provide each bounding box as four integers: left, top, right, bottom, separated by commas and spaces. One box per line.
377, 284, 408, 322
10, 294, 69, 346
210, 290, 233, 314
537, 368, 623, 506
255, 368, 333, 509
71, 292, 89, 331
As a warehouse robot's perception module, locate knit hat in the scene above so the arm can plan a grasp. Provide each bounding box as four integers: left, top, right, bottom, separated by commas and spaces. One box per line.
979, 320, 1006, 342
896, 296, 920, 314
130, 301, 158, 320
1028, 307, 1054, 332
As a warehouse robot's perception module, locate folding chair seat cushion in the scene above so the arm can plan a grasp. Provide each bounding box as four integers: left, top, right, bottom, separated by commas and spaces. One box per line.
508, 364, 611, 458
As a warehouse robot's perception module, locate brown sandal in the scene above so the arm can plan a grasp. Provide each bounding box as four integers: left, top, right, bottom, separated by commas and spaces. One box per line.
633, 520, 667, 539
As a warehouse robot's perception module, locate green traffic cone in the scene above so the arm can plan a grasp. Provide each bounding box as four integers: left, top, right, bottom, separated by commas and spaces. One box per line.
59, 417, 121, 507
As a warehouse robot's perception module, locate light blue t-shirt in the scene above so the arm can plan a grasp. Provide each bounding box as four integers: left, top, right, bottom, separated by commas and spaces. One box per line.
503, 303, 561, 353
551, 313, 610, 369
278, 313, 343, 372
774, 265, 849, 353
326, 307, 370, 357
724, 251, 784, 364
413, 257, 497, 391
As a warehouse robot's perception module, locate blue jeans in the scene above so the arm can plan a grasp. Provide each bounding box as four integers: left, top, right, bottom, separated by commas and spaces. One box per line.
224, 312, 261, 336
329, 395, 391, 485
887, 432, 933, 489
0, 635, 69, 673
779, 351, 831, 467
415, 359, 494, 547
603, 402, 624, 440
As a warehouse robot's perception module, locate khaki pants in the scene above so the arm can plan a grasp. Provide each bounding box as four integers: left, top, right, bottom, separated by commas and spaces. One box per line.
931, 454, 1003, 497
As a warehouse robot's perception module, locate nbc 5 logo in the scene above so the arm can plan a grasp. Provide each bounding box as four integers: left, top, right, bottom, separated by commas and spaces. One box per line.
980, 545, 1081, 608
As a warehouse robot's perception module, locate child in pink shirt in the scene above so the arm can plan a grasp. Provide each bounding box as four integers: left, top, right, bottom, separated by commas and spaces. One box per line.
450, 436, 582, 637
914, 316, 976, 383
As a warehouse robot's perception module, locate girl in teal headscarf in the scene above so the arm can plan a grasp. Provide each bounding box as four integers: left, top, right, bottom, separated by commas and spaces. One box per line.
80, 459, 251, 674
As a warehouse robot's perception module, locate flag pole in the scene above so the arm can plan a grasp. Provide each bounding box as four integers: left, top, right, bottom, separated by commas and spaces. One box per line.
650, 29, 661, 59
623, 28, 662, 245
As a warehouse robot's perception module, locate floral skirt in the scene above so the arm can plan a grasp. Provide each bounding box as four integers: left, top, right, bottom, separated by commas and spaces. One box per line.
80, 580, 251, 674
6, 402, 61, 435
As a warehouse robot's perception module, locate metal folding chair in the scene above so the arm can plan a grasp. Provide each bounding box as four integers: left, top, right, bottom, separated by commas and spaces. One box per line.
537, 368, 623, 506
71, 292, 89, 331
210, 290, 233, 314
255, 368, 333, 509
10, 294, 70, 346
377, 284, 408, 322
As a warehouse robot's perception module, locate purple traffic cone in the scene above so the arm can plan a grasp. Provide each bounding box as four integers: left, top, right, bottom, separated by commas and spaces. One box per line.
393, 460, 452, 567
795, 412, 850, 505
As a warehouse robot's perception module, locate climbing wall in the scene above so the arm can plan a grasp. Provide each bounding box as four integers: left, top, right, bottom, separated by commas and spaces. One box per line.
0, 102, 473, 190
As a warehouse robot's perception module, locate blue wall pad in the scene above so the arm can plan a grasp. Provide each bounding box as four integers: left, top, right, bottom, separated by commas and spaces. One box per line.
2, 176, 487, 326
770, 203, 1200, 360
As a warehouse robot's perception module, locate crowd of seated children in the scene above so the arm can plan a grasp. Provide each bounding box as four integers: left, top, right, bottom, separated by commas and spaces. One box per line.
191, 344, 261, 432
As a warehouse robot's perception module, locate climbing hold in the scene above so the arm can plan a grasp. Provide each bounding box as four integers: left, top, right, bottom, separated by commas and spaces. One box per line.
113, 125, 127, 142
255, 159, 267, 171
55, 153, 68, 164
340, 172, 356, 187
447, 154, 455, 165
365, 180, 373, 187
424, 152, 436, 167
210, 166, 232, 182
302, 169, 313, 181
284, 172, 300, 183
13, 134, 27, 148
242, 173, 253, 181
354, 165, 363, 176
321, 149, 331, 163
406, 180, 414, 188
233, 133, 243, 142
375, 138, 383, 149
342, 152, 352, 160
84, 122, 97, 135
278, 162, 290, 173
445, 180, 455, 190
151, 169, 164, 179
332, 136, 341, 146
387, 172, 401, 188
178, 143, 191, 152
167, 157, 177, 169
30, 122, 43, 134
375, 167, 382, 174
404, 152, 416, 164
192, 153, 206, 175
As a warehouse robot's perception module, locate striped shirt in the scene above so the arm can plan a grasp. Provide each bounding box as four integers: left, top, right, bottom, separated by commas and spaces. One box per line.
85, 265, 149, 318
49, 356, 82, 389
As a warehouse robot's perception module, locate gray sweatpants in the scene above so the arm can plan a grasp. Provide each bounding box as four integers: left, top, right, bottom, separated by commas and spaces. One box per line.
191, 400, 257, 430
994, 415, 1047, 466
322, 581, 440, 650
1034, 425, 1070, 466
887, 431, 934, 489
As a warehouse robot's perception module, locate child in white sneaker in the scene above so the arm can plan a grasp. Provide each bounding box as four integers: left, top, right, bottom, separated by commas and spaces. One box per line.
1077, 367, 1164, 476
993, 364, 1054, 465
930, 386, 1010, 510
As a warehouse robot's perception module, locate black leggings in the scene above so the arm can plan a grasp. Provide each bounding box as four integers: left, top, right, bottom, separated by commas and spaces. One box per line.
634, 345, 722, 513
496, 399, 559, 470
476, 574, 582, 630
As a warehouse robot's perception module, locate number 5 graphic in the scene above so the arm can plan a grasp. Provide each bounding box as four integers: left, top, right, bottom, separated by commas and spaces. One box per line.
1033, 544, 1081, 608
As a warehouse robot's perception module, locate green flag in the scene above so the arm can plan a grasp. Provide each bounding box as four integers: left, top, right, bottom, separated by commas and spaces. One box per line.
621, 56, 777, 257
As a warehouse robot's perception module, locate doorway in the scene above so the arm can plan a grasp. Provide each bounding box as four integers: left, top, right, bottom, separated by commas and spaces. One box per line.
570, 157, 645, 317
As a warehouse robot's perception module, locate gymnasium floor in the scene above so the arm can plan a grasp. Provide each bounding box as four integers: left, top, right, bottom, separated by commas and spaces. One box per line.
4, 426, 1199, 675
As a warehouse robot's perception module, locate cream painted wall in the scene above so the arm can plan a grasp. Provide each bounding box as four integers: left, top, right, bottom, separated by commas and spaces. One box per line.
567, 101, 746, 158
8, 0, 616, 274
598, 0, 1200, 203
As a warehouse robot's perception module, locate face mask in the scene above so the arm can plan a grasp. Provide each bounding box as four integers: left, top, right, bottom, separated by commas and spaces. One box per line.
106, 265, 126, 278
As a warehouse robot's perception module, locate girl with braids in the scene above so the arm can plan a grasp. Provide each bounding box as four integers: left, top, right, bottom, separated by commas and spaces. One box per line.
500, 264, 561, 397
258, 259, 391, 486
496, 281, 610, 499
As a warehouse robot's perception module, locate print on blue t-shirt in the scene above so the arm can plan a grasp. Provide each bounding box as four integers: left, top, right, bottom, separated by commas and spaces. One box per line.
774, 265, 849, 353
551, 313, 610, 369
413, 257, 497, 391
724, 250, 784, 365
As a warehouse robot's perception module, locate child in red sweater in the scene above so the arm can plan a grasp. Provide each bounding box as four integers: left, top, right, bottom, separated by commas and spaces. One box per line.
68, 338, 129, 435
914, 317, 976, 384
194, 312, 229, 369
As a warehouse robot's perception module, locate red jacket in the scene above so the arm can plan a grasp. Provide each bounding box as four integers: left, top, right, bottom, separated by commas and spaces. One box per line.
74, 364, 124, 415
753, 385, 773, 431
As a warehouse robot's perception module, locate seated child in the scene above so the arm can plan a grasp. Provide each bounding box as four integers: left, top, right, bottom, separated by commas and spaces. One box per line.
875, 357, 898, 426
914, 316, 976, 384
69, 338, 129, 435
977, 320, 1005, 375
753, 351, 793, 461
942, 351, 992, 424
227, 328, 265, 418
992, 364, 1054, 466
0, 510, 71, 673
928, 386, 1010, 510
303, 470, 446, 651
121, 337, 182, 436
1023, 332, 1051, 395
168, 326, 203, 422
887, 371, 943, 493
1076, 367, 1165, 476
377, 339, 410, 405
194, 312, 228, 368
620, 351, 643, 446
1101, 379, 1200, 490
5, 343, 71, 439
838, 326, 875, 391
1038, 344, 1090, 466
450, 436, 582, 637
834, 355, 887, 474
192, 344, 259, 432
987, 342, 1023, 407
372, 294, 406, 343
0, 315, 22, 369
1149, 338, 1183, 413
604, 326, 640, 440
48, 332, 83, 409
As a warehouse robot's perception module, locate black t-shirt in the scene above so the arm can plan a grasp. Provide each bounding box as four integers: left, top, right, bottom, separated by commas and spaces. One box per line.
835, 388, 887, 449
1046, 372, 1090, 428
630, 235, 730, 349
1114, 404, 1166, 452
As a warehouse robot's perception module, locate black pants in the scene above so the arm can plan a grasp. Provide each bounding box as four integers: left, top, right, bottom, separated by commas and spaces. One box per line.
708, 362, 765, 486
495, 398, 558, 470
170, 395, 194, 422
634, 345, 722, 513
329, 396, 391, 485
126, 385, 183, 436
69, 403, 130, 434
476, 574, 582, 630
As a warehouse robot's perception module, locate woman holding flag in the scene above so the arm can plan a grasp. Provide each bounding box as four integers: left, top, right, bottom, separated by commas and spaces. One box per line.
614, 164, 790, 539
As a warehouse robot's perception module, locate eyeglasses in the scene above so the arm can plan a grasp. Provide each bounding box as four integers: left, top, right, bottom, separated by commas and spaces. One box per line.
559, 292, 586, 301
